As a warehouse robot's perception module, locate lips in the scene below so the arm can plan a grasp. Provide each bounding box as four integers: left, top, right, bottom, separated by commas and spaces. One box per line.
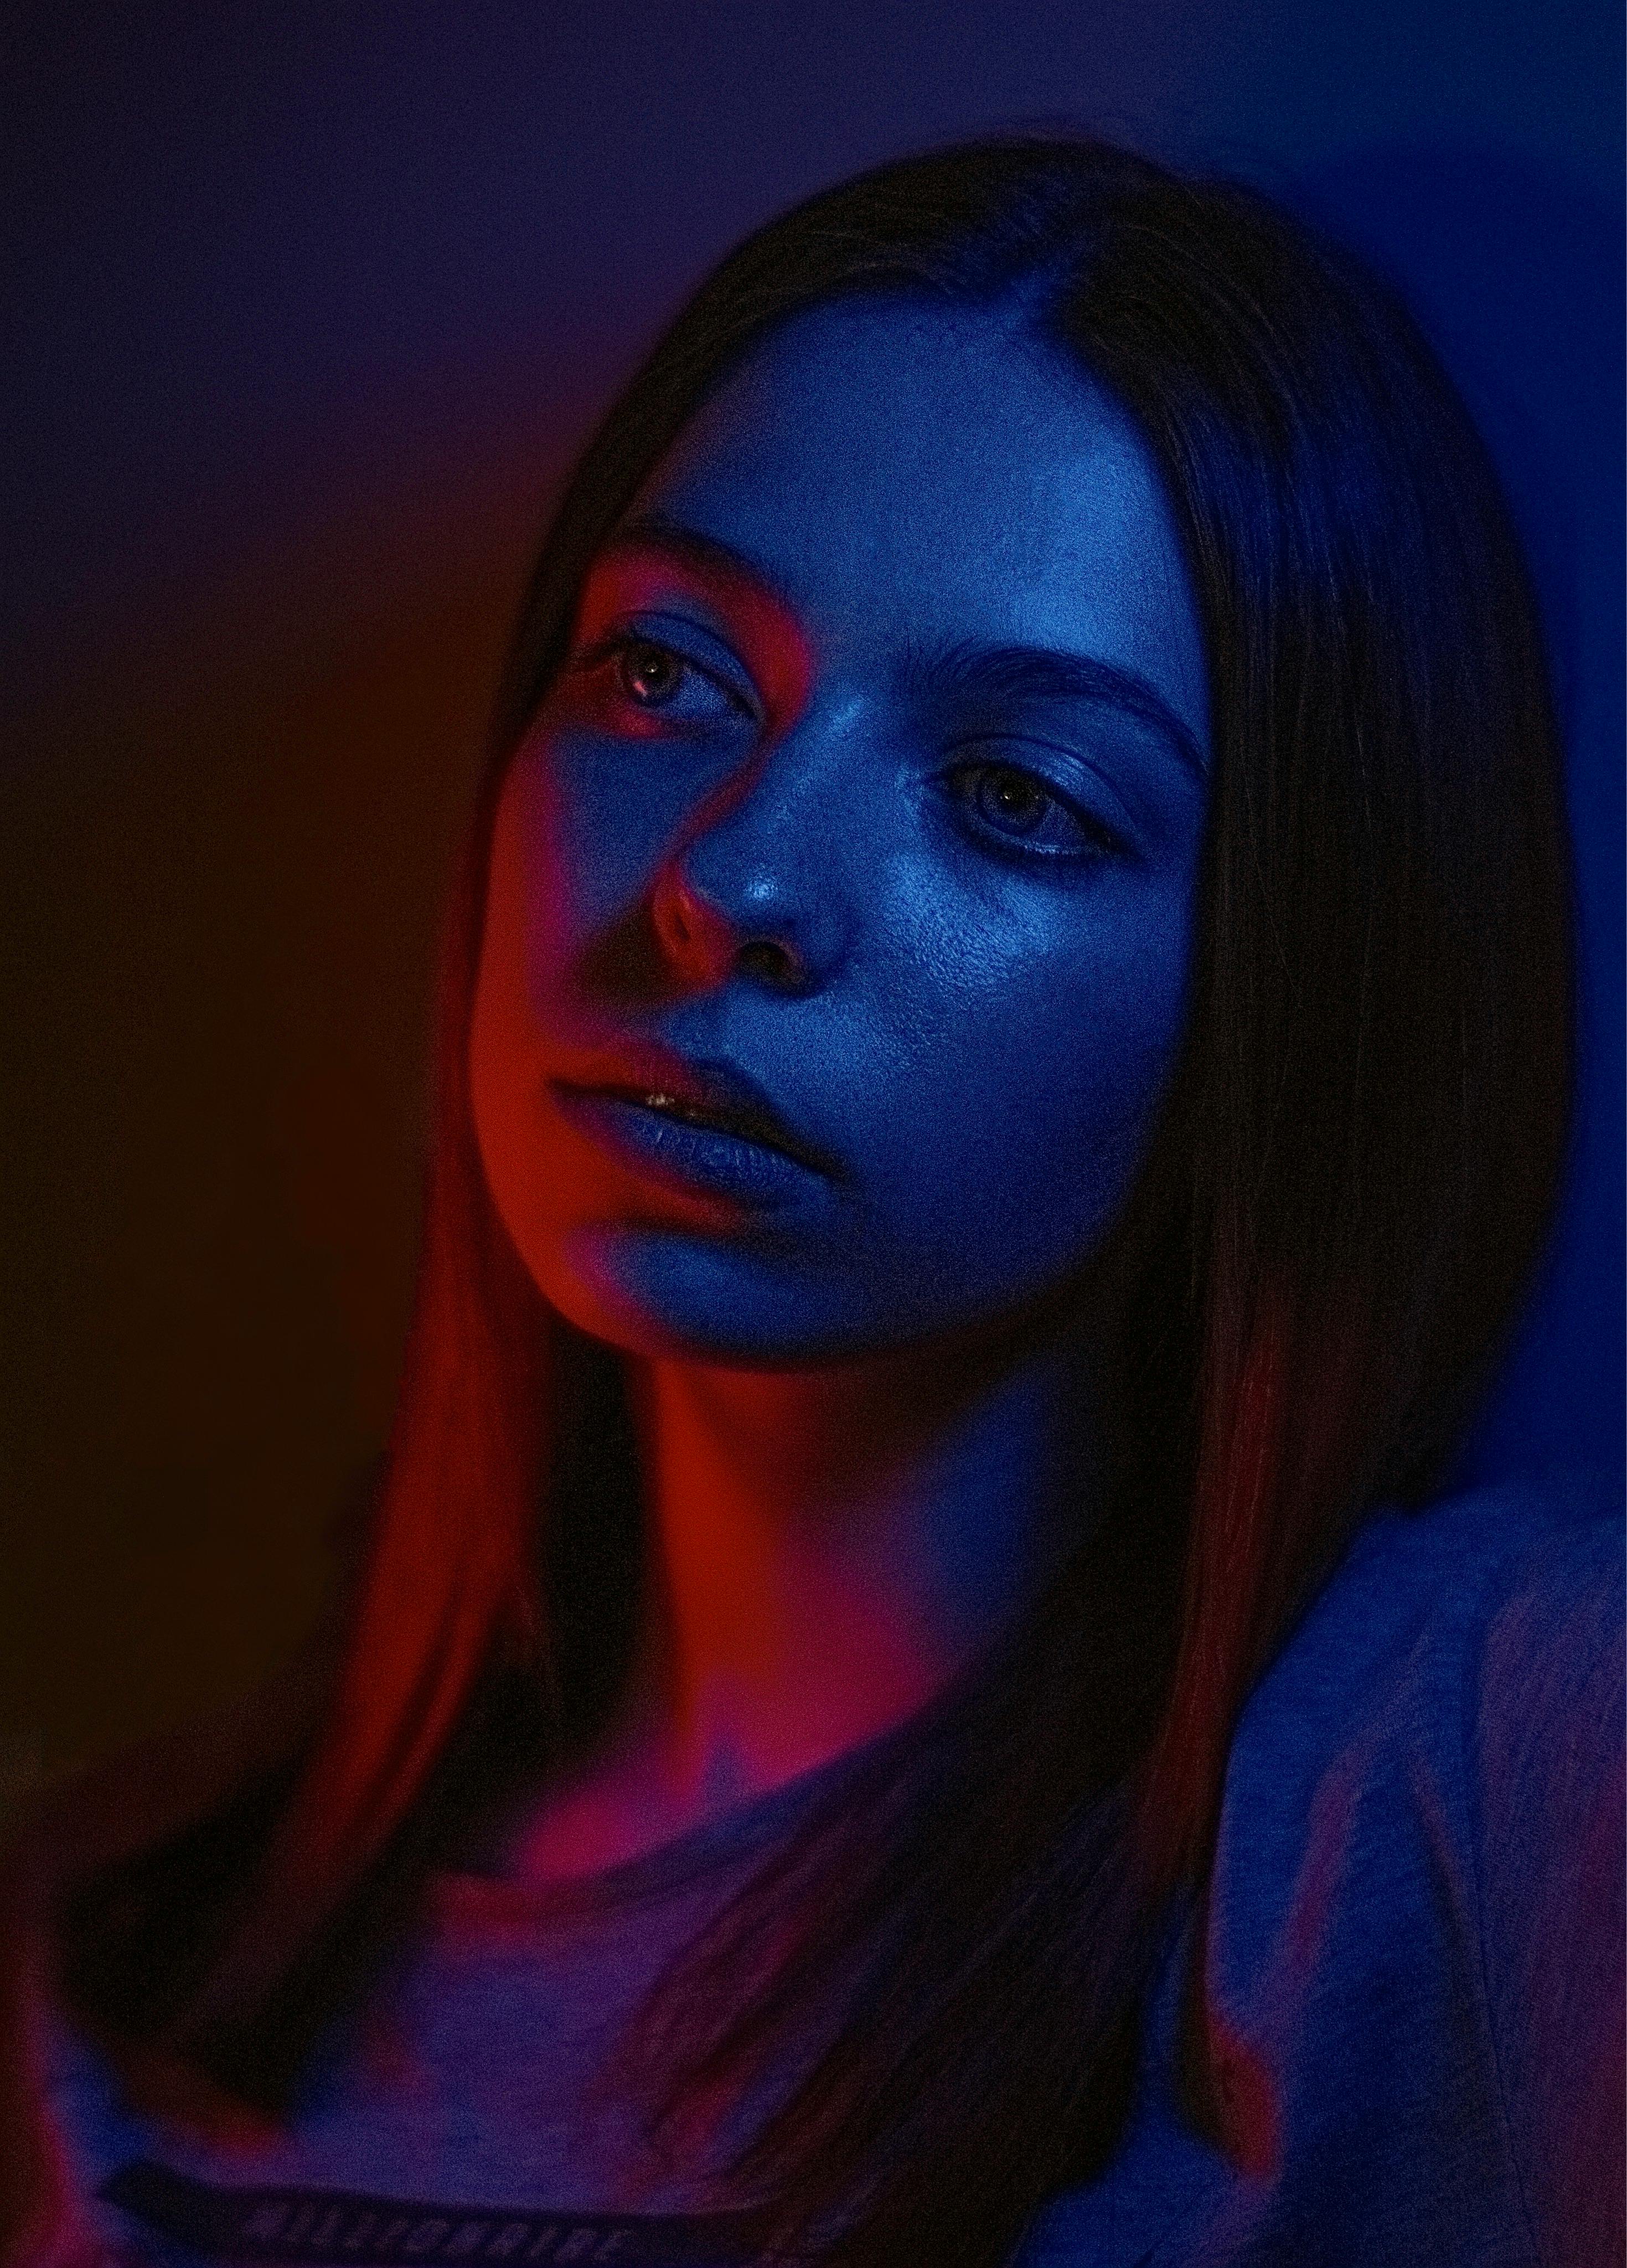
549, 1049, 838, 1179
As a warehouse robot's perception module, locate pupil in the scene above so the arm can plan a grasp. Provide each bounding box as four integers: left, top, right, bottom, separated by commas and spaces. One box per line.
988, 769, 1043, 826
624, 643, 679, 703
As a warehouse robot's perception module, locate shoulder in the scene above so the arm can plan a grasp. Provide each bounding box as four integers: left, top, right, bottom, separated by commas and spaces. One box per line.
1436, 1484, 1625, 2264
1289, 1472, 1625, 1932
1205, 1473, 1623, 2263
1027, 1481, 1620, 2266
1203, 1469, 1621, 2009
1239, 1470, 1620, 1772
1423, 1477, 1624, 1859
1319, 1466, 1615, 1632
1216, 1472, 1621, 1919
1357, 1469, 1619, 1627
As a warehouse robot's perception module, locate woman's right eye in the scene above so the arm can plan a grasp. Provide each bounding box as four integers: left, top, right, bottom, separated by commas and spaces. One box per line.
573, 632, 752, 730
616, 638, 689, 707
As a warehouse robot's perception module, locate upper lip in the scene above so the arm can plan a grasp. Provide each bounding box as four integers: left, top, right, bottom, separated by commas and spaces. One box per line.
550, 1047, 839, 1177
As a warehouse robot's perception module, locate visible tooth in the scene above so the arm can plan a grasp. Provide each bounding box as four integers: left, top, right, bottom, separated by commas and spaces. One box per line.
637, 1089, 747, 1139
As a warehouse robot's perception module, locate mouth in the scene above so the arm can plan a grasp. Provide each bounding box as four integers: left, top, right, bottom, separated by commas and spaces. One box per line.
565, 1083, 819, 1167
548, 1054, 839, 1195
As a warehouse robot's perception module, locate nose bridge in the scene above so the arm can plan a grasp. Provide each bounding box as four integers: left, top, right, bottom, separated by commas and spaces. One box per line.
672, 694, 872, 959
698, 689, 864, 850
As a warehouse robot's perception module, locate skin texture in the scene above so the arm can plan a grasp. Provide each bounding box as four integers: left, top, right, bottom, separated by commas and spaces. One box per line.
468, 297, 1211, 1870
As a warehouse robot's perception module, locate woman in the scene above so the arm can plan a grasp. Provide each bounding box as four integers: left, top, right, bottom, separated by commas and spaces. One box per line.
7, 135, 1621, 2268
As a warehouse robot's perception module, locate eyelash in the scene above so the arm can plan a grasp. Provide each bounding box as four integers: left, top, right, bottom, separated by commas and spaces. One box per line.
572, 631, 755, 723
569, 633, 1119, 860
941, 756, 1120, 859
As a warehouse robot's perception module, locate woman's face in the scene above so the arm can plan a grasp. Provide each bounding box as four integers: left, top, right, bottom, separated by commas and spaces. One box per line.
471, 297, 1210, 1364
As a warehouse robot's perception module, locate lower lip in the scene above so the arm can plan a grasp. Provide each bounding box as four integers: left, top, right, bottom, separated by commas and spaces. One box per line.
551, 1084, 824, 1207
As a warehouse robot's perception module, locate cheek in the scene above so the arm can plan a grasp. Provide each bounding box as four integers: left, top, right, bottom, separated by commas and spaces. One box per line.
468, 758, 583, 1255
471, 760, 559, 1048
468, 785, 539, 1224
856, 874, 1195, 1297
546, 718, 708, 940
468, 749, 712, 1345
469, 733, 631, 1042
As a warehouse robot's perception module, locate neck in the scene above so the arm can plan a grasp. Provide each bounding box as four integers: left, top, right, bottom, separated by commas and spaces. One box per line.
506, 1310, 1098, 1882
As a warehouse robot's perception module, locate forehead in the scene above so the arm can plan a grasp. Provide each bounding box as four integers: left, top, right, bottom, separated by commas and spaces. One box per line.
627, 295, 1209, 749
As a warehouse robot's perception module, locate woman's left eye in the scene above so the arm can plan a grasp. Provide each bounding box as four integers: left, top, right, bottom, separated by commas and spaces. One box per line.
943, 758, 1116, 857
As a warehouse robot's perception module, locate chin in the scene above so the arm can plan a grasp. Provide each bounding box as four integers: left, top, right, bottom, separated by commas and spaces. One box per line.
533, 1221, 886, 1370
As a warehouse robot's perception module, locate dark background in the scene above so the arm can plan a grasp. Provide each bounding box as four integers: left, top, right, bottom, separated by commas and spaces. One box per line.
3, 1, 1621, 1774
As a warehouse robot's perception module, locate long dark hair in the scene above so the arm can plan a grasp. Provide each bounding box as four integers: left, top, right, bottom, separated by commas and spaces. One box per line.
46, 134, 1573, 2265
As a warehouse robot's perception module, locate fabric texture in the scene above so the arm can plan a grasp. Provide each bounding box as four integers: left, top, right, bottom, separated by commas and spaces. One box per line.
35, 1480, 1626, 2268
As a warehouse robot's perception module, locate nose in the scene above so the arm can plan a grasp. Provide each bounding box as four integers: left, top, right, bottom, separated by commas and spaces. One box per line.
649, 838, 817, 995
647, 735, 851, 997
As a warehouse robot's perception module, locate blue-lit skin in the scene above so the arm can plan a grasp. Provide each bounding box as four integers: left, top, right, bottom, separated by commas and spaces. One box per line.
468, 298, 1211, 1867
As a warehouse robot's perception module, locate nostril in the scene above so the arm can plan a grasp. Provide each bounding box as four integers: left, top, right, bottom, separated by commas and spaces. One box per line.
736, 937, 801, 988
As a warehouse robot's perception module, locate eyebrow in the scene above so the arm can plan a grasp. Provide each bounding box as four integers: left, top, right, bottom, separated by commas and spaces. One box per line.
605, 513, 798, 615
610, 512, 1207, 783
898, 636, 1207, 784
